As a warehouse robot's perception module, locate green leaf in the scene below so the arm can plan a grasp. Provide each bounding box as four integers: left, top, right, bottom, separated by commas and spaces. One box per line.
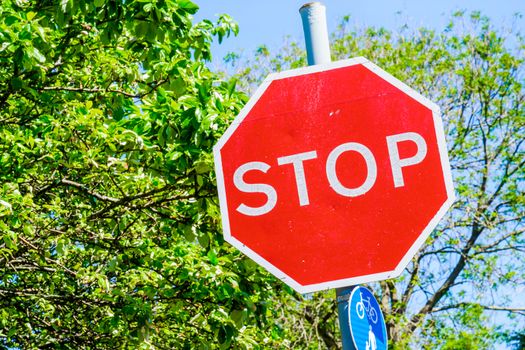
32, 47, 46, 63
230, 309, 246, 328
22, 225, 34, 235
207, 249, 218, 265
3, 233, 16, 249
26, 11, 36, 21
60, 0, 70, 13
143, 3, 153, 12
0, 200, 12, 215
97, 276, 110, 291
178, 0, 199, 13
135, 21, 148, 38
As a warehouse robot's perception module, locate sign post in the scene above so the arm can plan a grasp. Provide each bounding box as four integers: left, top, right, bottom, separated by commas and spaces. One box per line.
299, 2, 331, 65
337, 287, 357, 349
300, 3, 361, 348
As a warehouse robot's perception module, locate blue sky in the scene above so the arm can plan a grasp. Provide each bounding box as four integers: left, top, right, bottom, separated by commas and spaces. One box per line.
194, 0, 524, 67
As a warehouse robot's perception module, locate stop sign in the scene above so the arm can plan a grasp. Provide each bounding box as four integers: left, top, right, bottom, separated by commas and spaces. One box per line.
214, 57, 454, 293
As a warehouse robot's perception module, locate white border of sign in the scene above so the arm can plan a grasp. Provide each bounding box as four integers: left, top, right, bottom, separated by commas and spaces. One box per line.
213, 57, 455, 294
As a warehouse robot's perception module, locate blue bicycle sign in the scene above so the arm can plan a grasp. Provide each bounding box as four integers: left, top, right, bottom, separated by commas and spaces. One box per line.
347, 286, 387, 350
355, 291, 378, 324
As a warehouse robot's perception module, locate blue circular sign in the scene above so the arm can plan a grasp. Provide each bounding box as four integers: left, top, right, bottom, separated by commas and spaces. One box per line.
348, 286, 387, 350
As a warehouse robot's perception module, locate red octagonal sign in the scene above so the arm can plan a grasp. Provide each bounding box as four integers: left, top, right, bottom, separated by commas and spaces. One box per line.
214, 57, 454, 293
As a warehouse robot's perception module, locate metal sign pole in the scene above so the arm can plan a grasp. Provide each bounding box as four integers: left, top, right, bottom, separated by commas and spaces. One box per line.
337, 287, 358, 350
299, 3, 353, 349
299, 2, 331, 65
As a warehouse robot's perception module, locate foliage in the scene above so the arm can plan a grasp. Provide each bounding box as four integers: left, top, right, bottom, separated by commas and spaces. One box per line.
505, 330, 525, 350
224, 11, 525, 349
0, 0, 289, 348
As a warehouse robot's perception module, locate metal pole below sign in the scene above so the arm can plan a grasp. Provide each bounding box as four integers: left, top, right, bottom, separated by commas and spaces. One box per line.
337, 287, 358, 350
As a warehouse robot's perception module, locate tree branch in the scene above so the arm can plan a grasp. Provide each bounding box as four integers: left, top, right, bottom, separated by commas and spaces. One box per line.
42, 85, 138, 98
432, 302, 525, 316
60, 178, 119, 202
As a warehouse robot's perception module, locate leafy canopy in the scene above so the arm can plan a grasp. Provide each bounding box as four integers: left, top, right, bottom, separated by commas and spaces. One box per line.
0, 0, 288, 349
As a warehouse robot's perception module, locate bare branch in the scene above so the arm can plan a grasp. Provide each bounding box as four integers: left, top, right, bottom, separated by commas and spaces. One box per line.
61, 178, 119, 202
474, 228, 525, 253
42, 85, 138, 98
432, 302, 525, 316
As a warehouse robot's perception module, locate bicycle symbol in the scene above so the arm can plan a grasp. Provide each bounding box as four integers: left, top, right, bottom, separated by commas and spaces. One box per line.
355, 292, 378, 324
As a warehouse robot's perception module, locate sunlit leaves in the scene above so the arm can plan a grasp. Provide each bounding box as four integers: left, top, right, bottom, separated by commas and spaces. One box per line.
0, 0, 282, 348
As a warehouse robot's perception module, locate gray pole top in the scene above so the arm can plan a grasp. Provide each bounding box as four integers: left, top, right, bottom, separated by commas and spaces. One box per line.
299, 2, 331, 65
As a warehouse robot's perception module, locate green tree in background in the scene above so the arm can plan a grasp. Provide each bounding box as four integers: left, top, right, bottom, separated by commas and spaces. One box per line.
0, 0, 290, 348
225, 12, 525, 349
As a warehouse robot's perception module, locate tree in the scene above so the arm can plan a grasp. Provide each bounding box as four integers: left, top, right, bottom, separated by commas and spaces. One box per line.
0, 1, 291, 348
224, 12, 525, 349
